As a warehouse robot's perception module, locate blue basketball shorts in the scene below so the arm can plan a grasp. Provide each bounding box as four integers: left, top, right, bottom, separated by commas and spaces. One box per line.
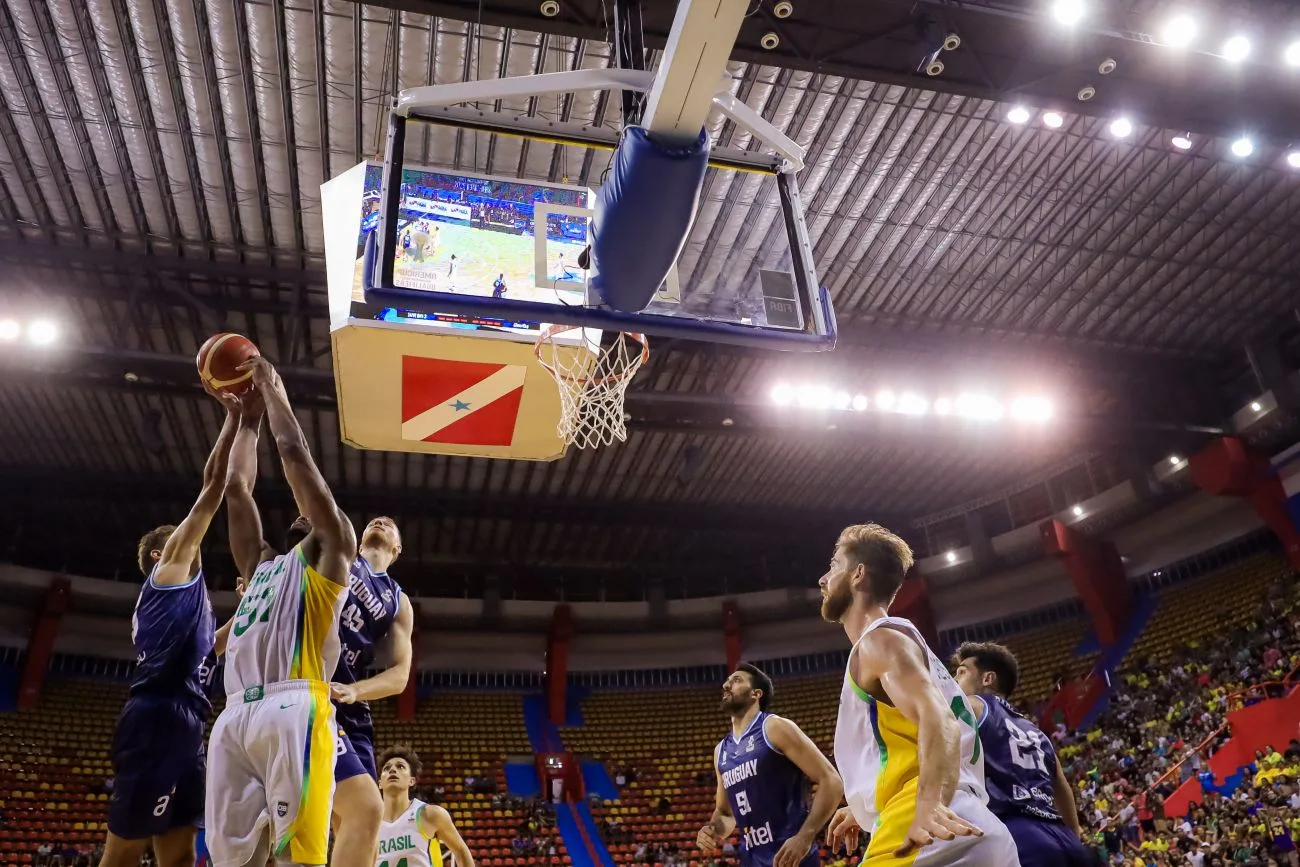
334, 724, 378, 783
108, 694, 206, 840
1002, 814, 1094, 867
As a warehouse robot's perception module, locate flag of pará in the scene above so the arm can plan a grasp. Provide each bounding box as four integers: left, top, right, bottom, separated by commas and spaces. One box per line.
401, 355, 527, 446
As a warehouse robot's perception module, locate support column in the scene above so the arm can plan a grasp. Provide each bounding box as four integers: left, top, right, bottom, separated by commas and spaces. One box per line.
19, 577, 70, 710
964, 511, 994, 570
612, 0, 647, 125
889, 569, 938, 649
397, 599, 419, 721
546, 604, 574, 726
1190, 437, 1300, 569
481, 574, 502, 627
1041, 520, 1133, 646
722, 600, 742, 672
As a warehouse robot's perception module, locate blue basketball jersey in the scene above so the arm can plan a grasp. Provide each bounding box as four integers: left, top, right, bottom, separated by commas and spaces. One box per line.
129, 567, 216, 712
717, 712, 813, 866
332, 557, 402, 734
979, 693, 1064, 822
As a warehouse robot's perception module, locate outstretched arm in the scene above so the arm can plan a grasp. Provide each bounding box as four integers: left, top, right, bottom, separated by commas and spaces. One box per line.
152, 403, 239, 587
332, 592, 414, 704
225, 399, 275, 581
421, 805, 474, 867
764, 715, 844, 867
242, 357, 355, 585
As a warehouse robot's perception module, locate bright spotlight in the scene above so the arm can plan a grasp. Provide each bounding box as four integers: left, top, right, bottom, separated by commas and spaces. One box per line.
0, 319, 19, 341
876, 390, 896, 411
1222, 35, 1251, 62
851, 394, 869, 411
1007, 106, 1031, 124
1285, 40, 1300, 67
1168, 455, 1182, 466
1109, 117, 1133, 139
1171, 134, 1193, 150
1071, 504, 1084, 517
1250, 401, 1262, 412
833, 390, 852, 411
956, 393, 1004, 421
945, 551, 958, 564
771, 382, 795, 406
797, 385, 834, 410
1042, 111, 1064, 129
27, 320, 58, 346
1231, 136, 1255, 157
1050, 0, 1085, 26
897, 392, 929, 415
1159, 14, 1198, 47
1011, 396, 1054, 422
1288, 151, 1300, 169
934, 397, 953, 415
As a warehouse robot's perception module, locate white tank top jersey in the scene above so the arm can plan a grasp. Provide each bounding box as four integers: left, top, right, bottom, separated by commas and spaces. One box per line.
834, 615, 988, 831
377, 799, 444, 867
223, 545, 347, 695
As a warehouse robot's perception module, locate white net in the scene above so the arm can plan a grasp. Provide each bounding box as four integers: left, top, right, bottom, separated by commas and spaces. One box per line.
534, 326, 649, 449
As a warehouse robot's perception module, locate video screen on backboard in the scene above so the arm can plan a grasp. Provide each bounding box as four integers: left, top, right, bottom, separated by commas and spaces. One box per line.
348, 164, 592, 339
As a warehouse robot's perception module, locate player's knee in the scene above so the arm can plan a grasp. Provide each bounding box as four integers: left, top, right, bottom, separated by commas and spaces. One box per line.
336, 775, 383, 834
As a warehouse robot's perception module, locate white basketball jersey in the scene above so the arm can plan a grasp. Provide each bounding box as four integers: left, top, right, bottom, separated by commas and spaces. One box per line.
834, 615, 988, 830
224, 546, 347, 694
377, 800, 443, 867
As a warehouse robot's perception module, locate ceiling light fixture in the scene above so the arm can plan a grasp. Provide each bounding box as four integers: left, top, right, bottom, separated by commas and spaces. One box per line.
1169, 455, 1182, 466
1171, 134, 1193, 150
851, 394, 869, 411
1050, 0, 1085, 26
770, 383, 795, 406
945, 551, 958, 563
1286, 150, 1300, 168
1159, 14, 1198, 47
1231, 136, 1255, 157
1250, 401, 1262, 412
1007, 106, 1031, 124
1042, 111, 1065, 129
1285, 40, 1300, 67
1222, 35, 1251, 62
1109, 117, 1133, 138
1071, 505, 1084, 517
27, 320, 58, 346
876, 390, 897, 411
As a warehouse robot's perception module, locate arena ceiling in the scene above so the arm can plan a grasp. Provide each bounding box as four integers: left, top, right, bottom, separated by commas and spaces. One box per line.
1, 0, 1298, 604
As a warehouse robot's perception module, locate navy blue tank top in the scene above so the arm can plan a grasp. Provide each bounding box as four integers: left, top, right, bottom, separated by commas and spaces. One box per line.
129, 567, 216, 713
980, 693, 1064, 822
717, 712, 813, 864
332, 557, 402, 736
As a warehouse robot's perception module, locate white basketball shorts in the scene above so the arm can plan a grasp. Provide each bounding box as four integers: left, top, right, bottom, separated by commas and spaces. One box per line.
864, 789, 1022, 867
204, 680, 338, 867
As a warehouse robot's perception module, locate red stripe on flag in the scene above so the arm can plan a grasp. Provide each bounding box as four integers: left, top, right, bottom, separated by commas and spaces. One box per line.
401, 355, 524, 446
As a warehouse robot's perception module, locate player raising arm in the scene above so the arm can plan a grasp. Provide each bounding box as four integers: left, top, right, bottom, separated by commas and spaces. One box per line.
376, 745, 474, 867
205, 357, 368, 867
102, 393, 238, 867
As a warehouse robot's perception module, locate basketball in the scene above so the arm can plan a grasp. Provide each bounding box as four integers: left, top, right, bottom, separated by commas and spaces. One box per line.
196, 333, 260, 394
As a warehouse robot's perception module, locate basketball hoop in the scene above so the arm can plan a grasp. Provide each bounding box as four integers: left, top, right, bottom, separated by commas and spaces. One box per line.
534, 326, 649, 449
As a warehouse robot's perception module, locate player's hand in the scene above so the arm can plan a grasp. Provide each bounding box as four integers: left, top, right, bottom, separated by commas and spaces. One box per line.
827, 806, 861, 853
893, 801, 982, 857
330, 682, 361, 704
695, 823, 722, 853
773, 831, 814, 867
237, 356, 284, 396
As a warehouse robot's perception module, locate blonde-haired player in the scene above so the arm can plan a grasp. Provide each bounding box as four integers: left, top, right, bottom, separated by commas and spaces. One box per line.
205, 357, 360, 867
819, 523, 1020, 867
376, 745, 474, 867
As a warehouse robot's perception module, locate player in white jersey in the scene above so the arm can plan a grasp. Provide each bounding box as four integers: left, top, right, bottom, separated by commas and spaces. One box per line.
375, 745, 474, 867
819, 523, 1020, 867
205, 358, 357, 867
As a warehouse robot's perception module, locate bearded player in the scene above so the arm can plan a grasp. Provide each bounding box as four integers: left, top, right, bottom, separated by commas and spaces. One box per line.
207, 358, 358, 867
951, 643, 1091, 867
375, 745, 474, 867
820, 524, 1020, 867
102, 397, 237, 867
284, 513, 414, 858
697, 663, 843, 867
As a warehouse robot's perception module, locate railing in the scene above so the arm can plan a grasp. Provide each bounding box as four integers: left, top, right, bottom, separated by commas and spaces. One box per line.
1095, 661, 1300, 832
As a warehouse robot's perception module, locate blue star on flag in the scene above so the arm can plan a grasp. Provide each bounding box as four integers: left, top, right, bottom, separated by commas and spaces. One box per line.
450, 399, 471, 411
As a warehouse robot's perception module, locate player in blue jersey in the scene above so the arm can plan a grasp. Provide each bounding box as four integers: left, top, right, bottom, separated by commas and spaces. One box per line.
102, 395, 239, 867
951, 643, 1092, 867
282, 514, 413, 861
697, 663, 843, 867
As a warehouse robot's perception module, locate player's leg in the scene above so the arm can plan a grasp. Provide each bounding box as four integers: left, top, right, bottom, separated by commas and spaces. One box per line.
330, 730, 382, 867
207, 705, 270, 867
151, 825, 198, 867
151, 736, 207, 867
102, 698, 188, 867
